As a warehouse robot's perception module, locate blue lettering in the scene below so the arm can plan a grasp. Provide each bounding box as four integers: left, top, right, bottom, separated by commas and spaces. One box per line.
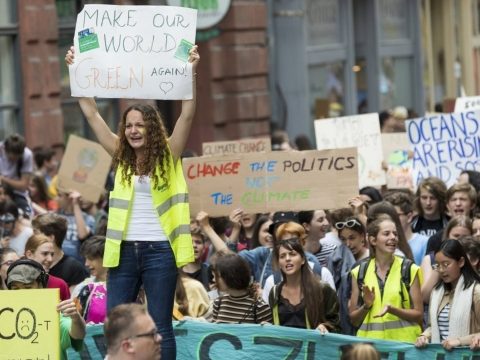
420, 118, 432, 141
435, 141, 447, 163
429, 116, 440, 141
437, 115, 453, 140
210, 192, 232, 205
466, 110, 479, 135
407, 120, 422, 144
267, 161, 277, 172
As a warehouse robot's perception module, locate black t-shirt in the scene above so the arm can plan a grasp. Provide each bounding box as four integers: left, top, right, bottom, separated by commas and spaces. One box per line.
426, 230, 444, 255
411, 216, 446, 237
183, 263, 210, 290
49, 254, 89, 287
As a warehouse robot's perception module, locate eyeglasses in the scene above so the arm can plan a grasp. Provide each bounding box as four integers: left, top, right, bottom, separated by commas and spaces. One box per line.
1, 260, 14, 267
129, 328, 161, 341
432, 262, 453, 272
335, 219, 361, 230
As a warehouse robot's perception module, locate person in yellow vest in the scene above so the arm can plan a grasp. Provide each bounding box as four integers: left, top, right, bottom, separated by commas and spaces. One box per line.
65, 45, 199, 360
348, 214, 423, 343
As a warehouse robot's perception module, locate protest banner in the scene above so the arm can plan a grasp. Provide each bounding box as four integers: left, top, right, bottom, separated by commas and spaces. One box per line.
314, 113, 386, 188
183, 148, 358, 217
454, 96, 480, 112
69, 321, 478, 360
405, 110, 480, 187
202, 138, 271, 156
68, 5, 197, 99
57, 135, 112, 203
1, 289, 60, 359
381, 133, 414, 189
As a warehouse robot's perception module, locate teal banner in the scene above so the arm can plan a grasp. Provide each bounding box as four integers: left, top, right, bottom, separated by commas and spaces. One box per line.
68, 321, 480, 359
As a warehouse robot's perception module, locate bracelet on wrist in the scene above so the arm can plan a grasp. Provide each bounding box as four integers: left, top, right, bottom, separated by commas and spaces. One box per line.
363, 304, 372, 311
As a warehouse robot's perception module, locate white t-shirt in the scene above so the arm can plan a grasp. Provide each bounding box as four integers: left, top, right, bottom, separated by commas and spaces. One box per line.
124, 176, 167, 241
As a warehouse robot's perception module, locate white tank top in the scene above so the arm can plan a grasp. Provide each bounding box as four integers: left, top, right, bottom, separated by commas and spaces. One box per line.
124, 176, 168, 242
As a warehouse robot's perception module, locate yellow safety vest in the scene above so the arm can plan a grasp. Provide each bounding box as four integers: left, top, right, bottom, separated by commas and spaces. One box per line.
103, 152, 194, 268
351, 256, 421, 343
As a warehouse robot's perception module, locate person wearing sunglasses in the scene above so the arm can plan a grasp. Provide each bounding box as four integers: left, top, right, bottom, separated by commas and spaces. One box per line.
104, 303, 162, 360
336, 217, 369, 262
0, 247, 19, 289
416, 240, 480, 350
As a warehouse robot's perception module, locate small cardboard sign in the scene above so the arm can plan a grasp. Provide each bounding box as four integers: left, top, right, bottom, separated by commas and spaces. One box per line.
174, 39, 194, 62
57, 135, 112, 202
202, 138, 271, 156
0, 289, 60, 359
78, 28, 100, 53
183, 148, 358, 217
314, 113, 386, 188
381, 133, 414, 189
454, 96, 480, 112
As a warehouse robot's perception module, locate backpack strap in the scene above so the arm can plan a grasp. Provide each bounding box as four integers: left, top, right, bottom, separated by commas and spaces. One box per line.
355, 258, 370, 306
400, 257, 413, 292
271, 284, 280, 325
399, 257, 414, 305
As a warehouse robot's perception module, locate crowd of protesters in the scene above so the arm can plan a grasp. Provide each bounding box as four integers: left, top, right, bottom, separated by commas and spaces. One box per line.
3, 47, 480, 360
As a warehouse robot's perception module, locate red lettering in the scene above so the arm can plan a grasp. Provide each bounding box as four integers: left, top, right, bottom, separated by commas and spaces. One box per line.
187, 161, 241, 179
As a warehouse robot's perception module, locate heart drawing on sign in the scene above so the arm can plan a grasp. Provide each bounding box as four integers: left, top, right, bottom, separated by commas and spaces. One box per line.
159, 82, 174, 94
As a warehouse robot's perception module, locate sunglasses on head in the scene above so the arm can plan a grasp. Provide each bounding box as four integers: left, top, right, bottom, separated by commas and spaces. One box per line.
277, 237, 301, 246
335, 219, 361, 230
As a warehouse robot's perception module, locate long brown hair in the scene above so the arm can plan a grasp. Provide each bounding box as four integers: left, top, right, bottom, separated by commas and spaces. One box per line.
112, 104, 170, 188
273, 238, 326, 328
367, 201, 414, 261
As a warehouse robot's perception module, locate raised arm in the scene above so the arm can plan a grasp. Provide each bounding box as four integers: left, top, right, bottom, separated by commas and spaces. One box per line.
65, 46, 118, 156
169, 45, 200, 163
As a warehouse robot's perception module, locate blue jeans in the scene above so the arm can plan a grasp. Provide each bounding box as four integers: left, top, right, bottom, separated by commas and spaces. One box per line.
107, 241, 178, 360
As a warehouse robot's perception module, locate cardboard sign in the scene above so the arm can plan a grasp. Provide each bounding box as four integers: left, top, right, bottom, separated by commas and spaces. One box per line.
202, 138, 271, 156
69, 5, 197, 99
405, 110, 480, 187
314, 113, 386, 188
381, 133, 414, 189
0, 289, 60, 359
57, 135, 112, 203
454, 96, 480, 112
183, 148, 358, 217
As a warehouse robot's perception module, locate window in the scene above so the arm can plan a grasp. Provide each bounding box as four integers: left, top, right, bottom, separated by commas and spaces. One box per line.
379, 0, 409, 41
306, 0, 342, 47
380, 56, 413, 110
0, 1, 20, 138
308, 62, 345, 120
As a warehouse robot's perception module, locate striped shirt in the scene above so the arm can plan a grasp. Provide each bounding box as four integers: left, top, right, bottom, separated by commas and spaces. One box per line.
438, 303, 450, 341
314, 243, 337, 267
212, 293, 272, 324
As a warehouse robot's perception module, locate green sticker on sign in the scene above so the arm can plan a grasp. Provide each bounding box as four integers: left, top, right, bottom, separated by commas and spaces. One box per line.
174, 39, 194, 62
78, 28, 100, 53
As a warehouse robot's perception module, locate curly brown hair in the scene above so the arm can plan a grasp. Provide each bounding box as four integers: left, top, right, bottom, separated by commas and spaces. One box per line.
112, 104, 170, 188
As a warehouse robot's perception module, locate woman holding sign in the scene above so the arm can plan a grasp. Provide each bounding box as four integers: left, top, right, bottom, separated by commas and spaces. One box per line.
66, 45, 199, 360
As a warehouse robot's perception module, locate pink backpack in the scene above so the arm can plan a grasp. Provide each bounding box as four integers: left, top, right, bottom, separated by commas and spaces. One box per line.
79, 282, 107, 324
